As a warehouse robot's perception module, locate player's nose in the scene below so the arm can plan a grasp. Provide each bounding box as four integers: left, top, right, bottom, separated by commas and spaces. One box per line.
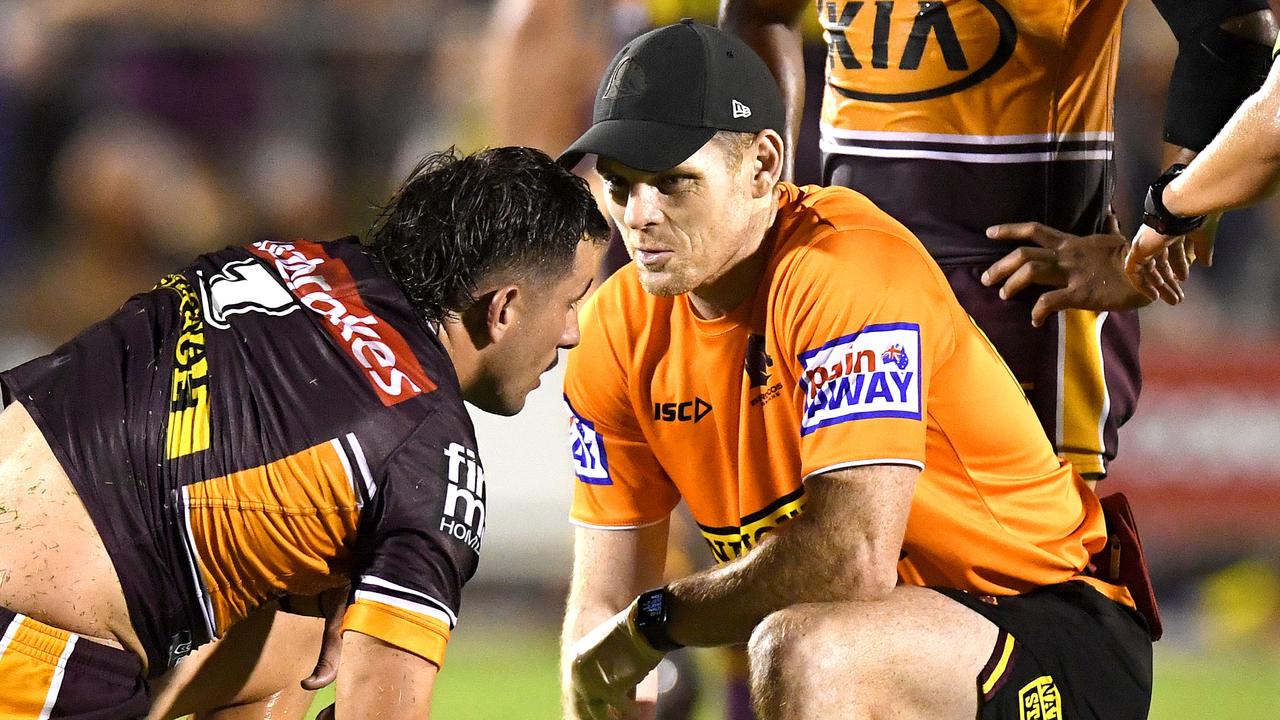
622, 183, 662, 230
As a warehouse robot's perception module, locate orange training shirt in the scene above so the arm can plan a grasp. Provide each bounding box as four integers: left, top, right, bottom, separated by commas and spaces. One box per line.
565, 183, 1131, 604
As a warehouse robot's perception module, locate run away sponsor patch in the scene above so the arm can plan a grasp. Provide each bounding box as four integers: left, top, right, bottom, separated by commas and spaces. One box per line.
798, 322, 922, 436
565, 396, 611, 485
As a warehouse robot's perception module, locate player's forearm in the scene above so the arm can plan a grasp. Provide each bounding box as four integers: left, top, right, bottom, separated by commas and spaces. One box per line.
335, 633, 437, 717
1164, 63, 1280, 216
561, 523, 669, 718
720, 0, 808, 180
663, 465, 914, 647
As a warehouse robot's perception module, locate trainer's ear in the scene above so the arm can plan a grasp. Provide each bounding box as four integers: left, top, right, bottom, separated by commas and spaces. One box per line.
484, 284, 521, 344
750, 129, 785, 199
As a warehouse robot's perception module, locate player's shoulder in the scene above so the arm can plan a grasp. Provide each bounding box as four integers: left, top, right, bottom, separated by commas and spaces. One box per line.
779, 183, 914, 237
771, 183, 937, 280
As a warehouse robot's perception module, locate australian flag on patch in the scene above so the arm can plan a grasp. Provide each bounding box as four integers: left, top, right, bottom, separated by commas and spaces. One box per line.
881, 343, 909, 370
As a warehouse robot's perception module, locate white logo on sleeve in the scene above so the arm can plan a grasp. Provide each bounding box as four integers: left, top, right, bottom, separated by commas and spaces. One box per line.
565, 396, 611, 485
798, 322, 922, 436
199, 260, 299, 329
441, 442, 485, 553
731, 99, 752, 119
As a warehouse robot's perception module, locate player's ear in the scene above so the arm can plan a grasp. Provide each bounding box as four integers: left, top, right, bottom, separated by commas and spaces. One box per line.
484, 284, 521, 344
750, 129, 784, 199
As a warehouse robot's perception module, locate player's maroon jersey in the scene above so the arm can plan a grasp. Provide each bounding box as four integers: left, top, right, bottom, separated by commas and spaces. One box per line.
1, 238, 484, 674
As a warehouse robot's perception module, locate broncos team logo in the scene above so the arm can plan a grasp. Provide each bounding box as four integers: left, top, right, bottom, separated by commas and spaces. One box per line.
881, 343, 909, 370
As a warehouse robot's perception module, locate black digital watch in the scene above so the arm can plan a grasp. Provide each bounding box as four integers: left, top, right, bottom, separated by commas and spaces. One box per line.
634, 587, 683, 653
1142, 163, 1205, 237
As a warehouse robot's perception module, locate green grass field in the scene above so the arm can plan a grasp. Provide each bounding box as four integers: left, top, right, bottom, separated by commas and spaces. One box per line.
303, 626, 1280, 719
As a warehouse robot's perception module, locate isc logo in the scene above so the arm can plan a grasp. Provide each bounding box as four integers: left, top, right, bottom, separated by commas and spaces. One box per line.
441, 443, 485, 553
653, 398, 712, 424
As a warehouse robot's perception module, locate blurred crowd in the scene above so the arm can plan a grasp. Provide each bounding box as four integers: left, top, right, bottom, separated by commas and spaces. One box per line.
3, 1, 1280, 368
0, 0, 495, 368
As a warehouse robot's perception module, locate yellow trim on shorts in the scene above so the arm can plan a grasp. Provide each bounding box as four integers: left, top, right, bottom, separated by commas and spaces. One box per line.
981, 631, 1017, 695
1059, 309, 1109, 476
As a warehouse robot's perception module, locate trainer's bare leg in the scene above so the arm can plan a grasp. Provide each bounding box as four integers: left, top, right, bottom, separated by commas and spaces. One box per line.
0, 401, 144, 659
149, 608, 323, 720
748, 585, 999, 719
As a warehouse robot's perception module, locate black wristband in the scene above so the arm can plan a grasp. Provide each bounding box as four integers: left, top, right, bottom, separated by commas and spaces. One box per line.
1143, 164, 1206, 236
634, 587, 683, 653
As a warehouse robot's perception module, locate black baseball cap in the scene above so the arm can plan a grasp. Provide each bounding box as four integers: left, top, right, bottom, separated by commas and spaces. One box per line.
559, 19, 785, 173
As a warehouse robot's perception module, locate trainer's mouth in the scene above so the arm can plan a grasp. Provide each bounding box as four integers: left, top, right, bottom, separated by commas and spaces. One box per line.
635, 249, 673, 266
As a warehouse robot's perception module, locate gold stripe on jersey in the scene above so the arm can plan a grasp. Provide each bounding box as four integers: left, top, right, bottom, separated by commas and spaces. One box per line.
157, 273, 211, 459
0, 615, 74, 718
1057, 310, 1109, 477
182, 439, 362, 634
698, 487, 807, 563
343, 599, 452, 668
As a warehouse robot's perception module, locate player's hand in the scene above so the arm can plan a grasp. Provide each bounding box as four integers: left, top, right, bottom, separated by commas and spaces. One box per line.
570, 600, 667, 720
299, 586, 351, 691
983, 214, 1160, 327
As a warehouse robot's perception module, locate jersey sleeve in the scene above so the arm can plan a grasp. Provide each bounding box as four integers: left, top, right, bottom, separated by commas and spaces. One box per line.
340, 406, 483, 668
775, 228, 957, 480
564, 289, 680, 528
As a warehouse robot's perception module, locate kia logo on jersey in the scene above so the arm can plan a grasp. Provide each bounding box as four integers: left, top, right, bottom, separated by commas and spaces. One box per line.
820, 0, 1017, 103
798, 322, 922, 436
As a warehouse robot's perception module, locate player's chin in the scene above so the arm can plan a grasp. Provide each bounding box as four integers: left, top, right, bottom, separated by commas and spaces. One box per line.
636, 271, 691, 298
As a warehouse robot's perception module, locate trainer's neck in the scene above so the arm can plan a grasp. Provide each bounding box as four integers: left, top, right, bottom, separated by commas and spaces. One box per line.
687, 203, 778, 320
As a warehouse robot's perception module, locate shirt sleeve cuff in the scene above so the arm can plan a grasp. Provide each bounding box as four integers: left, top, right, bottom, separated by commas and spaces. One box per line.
341, 598, 452, 668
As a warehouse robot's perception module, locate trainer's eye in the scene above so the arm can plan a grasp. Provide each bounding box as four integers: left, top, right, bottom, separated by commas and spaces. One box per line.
656, 175, 691, 194
601, 175, 628, 198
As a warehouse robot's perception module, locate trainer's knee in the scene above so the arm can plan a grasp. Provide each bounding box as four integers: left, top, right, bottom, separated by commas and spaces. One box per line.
747, 607, 830, 717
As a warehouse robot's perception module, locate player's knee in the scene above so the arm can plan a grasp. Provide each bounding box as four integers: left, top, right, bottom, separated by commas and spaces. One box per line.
747, 607, 828, 713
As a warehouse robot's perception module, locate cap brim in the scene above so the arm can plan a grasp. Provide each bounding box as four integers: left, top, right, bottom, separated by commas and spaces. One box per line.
558, 119, 717, 173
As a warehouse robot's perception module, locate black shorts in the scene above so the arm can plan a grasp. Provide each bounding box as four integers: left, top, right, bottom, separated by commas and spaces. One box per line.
935, 582, 1152, 720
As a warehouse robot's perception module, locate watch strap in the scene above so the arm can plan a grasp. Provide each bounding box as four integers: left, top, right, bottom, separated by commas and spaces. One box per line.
1143, 163, 1205, 236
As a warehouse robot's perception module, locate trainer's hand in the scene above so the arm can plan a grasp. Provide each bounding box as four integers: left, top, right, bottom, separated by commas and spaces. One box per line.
299, 586, 351, 691
570, 600, 667, 720
983, 214, 1158, 327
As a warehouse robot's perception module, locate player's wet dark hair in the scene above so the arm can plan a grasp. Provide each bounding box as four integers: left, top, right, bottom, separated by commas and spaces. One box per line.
368, 146, 609, 324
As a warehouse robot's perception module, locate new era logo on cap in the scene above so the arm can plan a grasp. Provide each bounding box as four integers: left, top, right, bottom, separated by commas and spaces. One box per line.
731, 99, 752, 119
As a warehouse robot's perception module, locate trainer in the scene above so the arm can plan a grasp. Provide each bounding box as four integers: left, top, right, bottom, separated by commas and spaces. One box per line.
559, 22, 1154, 720
0, 146, 608, 718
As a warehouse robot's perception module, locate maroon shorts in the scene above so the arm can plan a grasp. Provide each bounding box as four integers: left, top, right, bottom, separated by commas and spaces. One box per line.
0, 606, 150, 719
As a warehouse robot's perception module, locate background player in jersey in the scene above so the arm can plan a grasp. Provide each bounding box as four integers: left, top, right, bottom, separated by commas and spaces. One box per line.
1127, 35, 1280, 293
558, 22, 1154, 720
0, 146, 608, 718
721, 0, 1275, 481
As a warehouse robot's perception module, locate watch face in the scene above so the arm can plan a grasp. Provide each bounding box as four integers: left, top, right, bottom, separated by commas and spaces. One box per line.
639, 592, 664, 618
